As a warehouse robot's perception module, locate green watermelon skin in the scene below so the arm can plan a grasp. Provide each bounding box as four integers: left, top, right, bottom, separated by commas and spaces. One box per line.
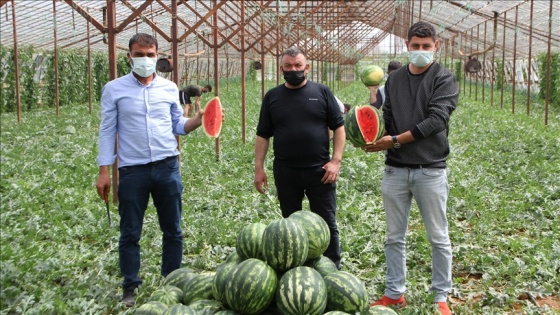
323, 312, 351, 315
360, 65, 385, 86
148, 285, 184, 306
304, 255, 339, 278
134, 301, 168, 315
288, 211, 330, 260
262, 218, 309, 273
275, 266, 327, 315
182, 272, 215, 305
214, 311, 240, 315
323, 271, 369, 314
344, 105, 384, 147
188, 299, 222, 314
225, 251, 243, 264
368, 305, 399, 314
225, 258, 278, 315
162, 304, 197, 315
236, 222, 267, 260
162, 267, 195, 291
212, 261, 238, 305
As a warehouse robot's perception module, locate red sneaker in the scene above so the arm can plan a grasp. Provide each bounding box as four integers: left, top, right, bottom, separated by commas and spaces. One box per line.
436, 302, 451, 315
370, 295, 407, 308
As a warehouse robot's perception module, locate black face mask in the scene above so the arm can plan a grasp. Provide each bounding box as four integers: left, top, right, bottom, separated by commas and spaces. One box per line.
283, 70, 306, 86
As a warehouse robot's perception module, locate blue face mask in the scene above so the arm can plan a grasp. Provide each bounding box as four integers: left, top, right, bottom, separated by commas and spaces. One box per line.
131, 57, 158, 77
409, 50, 434, 68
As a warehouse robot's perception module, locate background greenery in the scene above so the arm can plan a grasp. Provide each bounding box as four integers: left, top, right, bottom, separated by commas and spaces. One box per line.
1, 77, 559, 315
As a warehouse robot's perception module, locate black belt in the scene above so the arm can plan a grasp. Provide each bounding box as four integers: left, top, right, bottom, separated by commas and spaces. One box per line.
148, 156, 177, 165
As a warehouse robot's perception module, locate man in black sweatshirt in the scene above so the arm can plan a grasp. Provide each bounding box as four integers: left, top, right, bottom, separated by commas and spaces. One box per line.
364, 21, 458, 315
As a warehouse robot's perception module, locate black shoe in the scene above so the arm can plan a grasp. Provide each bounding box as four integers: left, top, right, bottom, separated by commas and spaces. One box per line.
121, 287, 136, 307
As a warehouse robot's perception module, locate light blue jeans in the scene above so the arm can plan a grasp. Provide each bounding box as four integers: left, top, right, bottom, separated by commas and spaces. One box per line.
380, 165, 452, 303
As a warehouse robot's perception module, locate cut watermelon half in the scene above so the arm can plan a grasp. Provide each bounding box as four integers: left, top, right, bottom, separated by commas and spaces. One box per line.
356, 105, 382, 144
202, 96, 223, 138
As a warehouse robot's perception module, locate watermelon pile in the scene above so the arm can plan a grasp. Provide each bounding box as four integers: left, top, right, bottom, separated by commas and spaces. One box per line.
134, 210, 374, 315
345, 105, 385, 147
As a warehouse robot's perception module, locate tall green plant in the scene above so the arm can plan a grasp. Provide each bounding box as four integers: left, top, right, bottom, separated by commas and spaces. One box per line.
537, 52, 560, 108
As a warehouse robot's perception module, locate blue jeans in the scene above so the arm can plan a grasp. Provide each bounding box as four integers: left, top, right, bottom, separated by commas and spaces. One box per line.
380, 166, 452, 302
117, 156, 184, 289
273, 163, 341, 268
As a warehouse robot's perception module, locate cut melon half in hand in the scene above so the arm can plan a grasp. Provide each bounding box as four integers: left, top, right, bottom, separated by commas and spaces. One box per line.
202, 96, 223, 138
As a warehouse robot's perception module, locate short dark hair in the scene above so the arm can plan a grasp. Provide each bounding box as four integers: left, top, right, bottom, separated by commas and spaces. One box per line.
281, 46, 307, 59
343, 103, 351, 113
204, 84, 212, 93
407, 21, 437, 42
387, 61, 402, 74
129, 33, 158, 51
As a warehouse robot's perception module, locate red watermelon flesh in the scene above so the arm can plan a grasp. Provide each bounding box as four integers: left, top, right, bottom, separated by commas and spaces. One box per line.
356, 105, 381, 144
203, 96, 223, 138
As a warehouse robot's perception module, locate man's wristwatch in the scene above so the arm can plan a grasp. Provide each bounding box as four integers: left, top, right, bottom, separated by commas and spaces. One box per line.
392, 135, 401, 149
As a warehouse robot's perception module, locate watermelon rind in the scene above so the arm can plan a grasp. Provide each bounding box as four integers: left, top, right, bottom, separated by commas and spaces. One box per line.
368, 305, 399, 314
212, 261, 237, 305
225, 258, 278, 315
225, 251, 243, 264
262, 218, 309, 273
344, 105, 384, 147
163, 267, 197, 294
134, 301, 168, 315
304, 255, 339, 278
182, 272, 215, 305
323, 271, 369, 314
288, 211, 330, 260
148, 285, 183, 306
202, 96, 223, 138
162, 303, 197, 315
275, 266, 327, 315
236, 222, 266, 260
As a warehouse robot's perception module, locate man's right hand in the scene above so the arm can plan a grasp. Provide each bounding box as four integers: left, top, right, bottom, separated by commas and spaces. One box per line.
254, 168, 268, 194
96, 167, 111, 202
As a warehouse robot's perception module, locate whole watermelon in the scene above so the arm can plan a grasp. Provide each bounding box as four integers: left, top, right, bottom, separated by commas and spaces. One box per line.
289, 211, 330, 260
162, 267, 197, 293
225, 258, 278, 315
134, 301, 168, 315
148, 285, 183, 306
236, 222, 266, 260
162, 304, 197, 315
323, 271, 369, 313
212, 261, 238, 305
360, 65, 384, 86
304, 255, 339, 278
369, 305, 399, 314
262, 218, 309, 273
188, 299, 222, 315
183, 272, 215, 305
275, 266, 327, 315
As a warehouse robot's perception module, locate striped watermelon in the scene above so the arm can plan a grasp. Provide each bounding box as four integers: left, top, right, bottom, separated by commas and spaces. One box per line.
182, 272, 215, 305
188, 299, 222, 314
323, 271, 369, 313
214, 311, 240, 315
212, 262, 237, 305
369, 305, 399, 314
236, 222, 266, 260
288, 211, 330, 259
162, 304, 197, 315
162, 267, 196, 293
134, 301, 168, 315
225, 251, 243, 264
344, 105, 385, 147
225, 258, 278, 315
275, 266, 327, 315
262, 218, 309, 273
304, 255, 339, 278
148, 285, 183, 306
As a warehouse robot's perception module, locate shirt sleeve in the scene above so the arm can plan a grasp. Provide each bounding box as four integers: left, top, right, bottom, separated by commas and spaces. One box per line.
171, 86, 189, 135
256, 92, 273, 139
97, 85, 118, 166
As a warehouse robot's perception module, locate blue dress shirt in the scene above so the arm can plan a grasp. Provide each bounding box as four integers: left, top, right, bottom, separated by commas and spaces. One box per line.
97, 73, 188, 168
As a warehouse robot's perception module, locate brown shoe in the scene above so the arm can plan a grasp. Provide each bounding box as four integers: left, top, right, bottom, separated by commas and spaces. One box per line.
435, 301, 452, 315
120, 287, 136, 307
370, 295, 407, 308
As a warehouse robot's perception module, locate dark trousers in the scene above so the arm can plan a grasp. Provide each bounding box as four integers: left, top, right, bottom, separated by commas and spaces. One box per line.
117, 156, 184, 289
273, 163, 341, 268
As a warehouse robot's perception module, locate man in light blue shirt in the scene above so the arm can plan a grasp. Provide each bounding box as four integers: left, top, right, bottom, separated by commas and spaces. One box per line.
95, 33, 204, 307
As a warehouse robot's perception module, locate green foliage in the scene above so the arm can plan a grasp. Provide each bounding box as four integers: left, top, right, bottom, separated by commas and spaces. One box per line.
537, 52, 560, 108
0, 80, 559, 314
496, 58, 504, 90
454, 60, 462, 83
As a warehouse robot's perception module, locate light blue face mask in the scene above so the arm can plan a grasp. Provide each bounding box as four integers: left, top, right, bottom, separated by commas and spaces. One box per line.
409, 50, 434, 68
131, 57, 158, 77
